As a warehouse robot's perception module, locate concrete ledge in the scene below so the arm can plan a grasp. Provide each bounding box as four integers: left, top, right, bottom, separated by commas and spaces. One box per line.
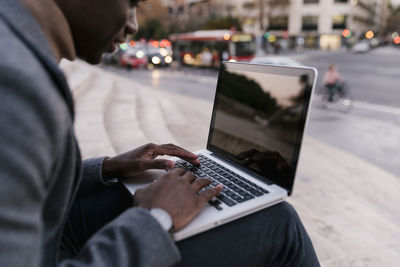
104, 81, 149, 153
290, 136, 400, 266
74, 71, 116, 158
59, 59, 94, 100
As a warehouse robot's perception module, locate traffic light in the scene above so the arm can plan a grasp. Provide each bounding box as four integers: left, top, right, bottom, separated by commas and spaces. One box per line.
342, 29, 352, 38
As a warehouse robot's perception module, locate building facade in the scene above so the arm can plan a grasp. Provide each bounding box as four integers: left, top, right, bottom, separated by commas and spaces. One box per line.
160, 0, 390, 50
227, 0, 389, 49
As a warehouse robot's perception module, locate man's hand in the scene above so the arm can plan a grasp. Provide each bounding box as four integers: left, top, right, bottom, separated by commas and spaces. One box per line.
102, 143, 200, 181
133, 168, 223, 231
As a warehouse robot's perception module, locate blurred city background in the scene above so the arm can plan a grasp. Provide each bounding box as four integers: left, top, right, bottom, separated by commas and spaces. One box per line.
60, 0, 400, 266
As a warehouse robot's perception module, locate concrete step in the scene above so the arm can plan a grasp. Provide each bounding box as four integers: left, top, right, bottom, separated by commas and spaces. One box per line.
289, 136, 400, 267
115, 79, 181, 146
154, 90, 213, 151
106, 75, 214, 152
135, 88, 180, 146
74, 71, 116, 158
104, 80, 148, 154
60, 59, 94, 100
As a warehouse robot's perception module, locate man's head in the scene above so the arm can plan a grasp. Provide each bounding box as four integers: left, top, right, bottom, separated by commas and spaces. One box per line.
55, 0, 141, 64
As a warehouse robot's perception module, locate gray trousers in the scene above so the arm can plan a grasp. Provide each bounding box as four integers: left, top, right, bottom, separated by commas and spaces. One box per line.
61, 183, 320, 267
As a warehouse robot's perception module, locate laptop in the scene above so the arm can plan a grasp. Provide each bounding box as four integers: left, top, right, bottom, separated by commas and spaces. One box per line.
124, 62, 317, 241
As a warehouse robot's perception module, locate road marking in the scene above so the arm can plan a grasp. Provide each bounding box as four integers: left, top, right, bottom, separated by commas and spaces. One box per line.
354, 101, 400, 115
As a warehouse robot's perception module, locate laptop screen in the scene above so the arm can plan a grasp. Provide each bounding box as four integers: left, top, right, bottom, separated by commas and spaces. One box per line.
207, 62, 316, 195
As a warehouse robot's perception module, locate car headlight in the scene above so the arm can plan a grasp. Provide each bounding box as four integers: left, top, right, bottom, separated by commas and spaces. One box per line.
164, 56, 173, 64
136, 50, 144, 58
159, 48, 168, 57
152, 56, 161, 65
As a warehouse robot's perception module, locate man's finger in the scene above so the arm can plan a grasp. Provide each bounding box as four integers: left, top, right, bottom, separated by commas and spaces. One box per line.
141, 159, 174, 170
170, 167, 187, 176
181, 171, 196, 183
191, 178, 211, 192
157, 144, 200, 165
197, 185, 223, 206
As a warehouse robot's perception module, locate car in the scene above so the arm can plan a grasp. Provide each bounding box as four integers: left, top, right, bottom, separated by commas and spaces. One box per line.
249, 56, 304, 67
352, 41, 370, 53
146, 44, 173, 67
120, 47, 148, 69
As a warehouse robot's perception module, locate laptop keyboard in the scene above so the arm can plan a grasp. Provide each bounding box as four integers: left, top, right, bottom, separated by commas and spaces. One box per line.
174, 155, 269, 210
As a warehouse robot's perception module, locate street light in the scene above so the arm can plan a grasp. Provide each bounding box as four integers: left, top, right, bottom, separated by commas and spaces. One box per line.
365, 31, 374, 39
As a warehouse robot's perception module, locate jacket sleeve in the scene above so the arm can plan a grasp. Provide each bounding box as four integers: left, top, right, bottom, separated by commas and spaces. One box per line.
0, 67, 55, 266
60, 208, 181, 267
0, 67, 181, 267
77, 157, 115, 196
70, 159, 182, 266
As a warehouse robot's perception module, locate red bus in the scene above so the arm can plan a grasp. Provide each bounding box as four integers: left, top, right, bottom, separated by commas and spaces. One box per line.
169, 30, 256, 68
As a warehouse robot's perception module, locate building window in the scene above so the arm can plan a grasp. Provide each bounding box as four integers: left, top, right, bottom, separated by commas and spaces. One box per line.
304, 0, 319, 4
178, 5, 184, 14
334, 0, 348, 3
302, 16, 318, 31
268, 16, 288, 30
332, 15, 347, 29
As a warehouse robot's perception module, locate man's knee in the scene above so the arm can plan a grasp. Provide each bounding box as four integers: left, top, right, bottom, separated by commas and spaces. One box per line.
266, 202, 301, 224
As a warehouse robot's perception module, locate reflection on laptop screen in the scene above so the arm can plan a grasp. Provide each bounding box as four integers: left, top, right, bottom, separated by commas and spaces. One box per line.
207, 62, 314, 194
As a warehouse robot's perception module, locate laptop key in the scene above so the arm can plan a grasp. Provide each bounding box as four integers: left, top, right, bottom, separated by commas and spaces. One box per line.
249, 189, 263, 197
223, 181, 233, 187
225, 190, 236, 197
204, 170, 214, 176
254, 185, 269, 194
243, 193, 255, 199
231, 194, 243, 201
210, 180, 219, 186
215, 176, 225, 182
214, 205, 223, 211
230, 185, 241, 193
220, 179, 231, 186
236, 189, 248, 197
192, 169, 202, 176
216, 193, 236, 206
260, 188, 270, 194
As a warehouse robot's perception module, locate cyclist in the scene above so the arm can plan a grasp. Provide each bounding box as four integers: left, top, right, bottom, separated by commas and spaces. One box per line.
324, 64, 345, 102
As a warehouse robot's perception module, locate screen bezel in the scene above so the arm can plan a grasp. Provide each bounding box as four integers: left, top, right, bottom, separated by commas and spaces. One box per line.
206, 62, 317, 195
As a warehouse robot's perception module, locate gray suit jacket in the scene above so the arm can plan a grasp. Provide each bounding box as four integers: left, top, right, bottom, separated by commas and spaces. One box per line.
0, 0, 180, 266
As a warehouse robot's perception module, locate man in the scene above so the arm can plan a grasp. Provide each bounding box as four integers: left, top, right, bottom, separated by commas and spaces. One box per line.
0, 0, 320, 266
323, 64, 345, 102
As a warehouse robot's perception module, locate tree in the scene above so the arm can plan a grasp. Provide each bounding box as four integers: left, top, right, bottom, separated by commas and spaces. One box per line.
202, 16, 242, 31
135, 19, 168, 40
135, 0, 169, 39
386, 4, 400, 33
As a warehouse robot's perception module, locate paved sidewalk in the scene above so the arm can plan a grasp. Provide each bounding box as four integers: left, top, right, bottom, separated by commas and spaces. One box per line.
61, 59, 400, 267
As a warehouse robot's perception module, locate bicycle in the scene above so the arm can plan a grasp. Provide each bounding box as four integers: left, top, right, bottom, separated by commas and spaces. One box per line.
318, 82, 354, 113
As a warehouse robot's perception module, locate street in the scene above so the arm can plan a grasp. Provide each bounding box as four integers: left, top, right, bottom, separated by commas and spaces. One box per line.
101, 46, 400, 177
